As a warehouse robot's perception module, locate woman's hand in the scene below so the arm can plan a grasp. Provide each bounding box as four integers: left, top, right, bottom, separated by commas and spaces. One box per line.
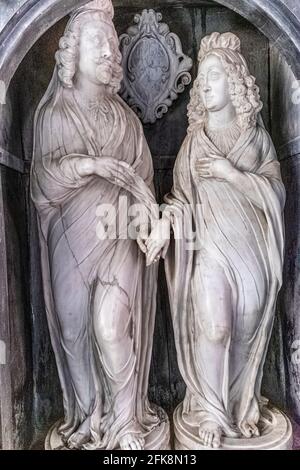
137, 223, 150, 255
145, 218, 171, 266
195, 156, 237, 181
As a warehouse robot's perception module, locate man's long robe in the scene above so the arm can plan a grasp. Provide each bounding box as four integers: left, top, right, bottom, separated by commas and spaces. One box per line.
31, 72, 160, 449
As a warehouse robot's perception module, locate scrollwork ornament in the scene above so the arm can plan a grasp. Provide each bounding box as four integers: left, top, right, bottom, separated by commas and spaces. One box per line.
119, 9, 193, 124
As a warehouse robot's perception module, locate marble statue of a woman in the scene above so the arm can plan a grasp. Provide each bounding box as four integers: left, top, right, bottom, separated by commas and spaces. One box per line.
31, 0, 169, 451
146, 32, 290, 449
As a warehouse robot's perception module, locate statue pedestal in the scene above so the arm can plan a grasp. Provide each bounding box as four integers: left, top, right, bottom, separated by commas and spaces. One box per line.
174, 404, 293, 450
45, 407, 170, 450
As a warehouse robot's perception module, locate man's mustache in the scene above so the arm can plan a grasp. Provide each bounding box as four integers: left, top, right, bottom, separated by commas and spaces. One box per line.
96, 61, 122, 75
94, 57, 114, 66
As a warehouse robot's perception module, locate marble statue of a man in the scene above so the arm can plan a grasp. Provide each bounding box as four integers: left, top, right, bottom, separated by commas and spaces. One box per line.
146, 32, 287, 449
31, 0, 168, 451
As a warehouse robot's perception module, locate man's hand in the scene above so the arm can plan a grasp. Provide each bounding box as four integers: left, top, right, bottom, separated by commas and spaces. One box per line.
94, 157, 136, 186
61, 154, 136, 187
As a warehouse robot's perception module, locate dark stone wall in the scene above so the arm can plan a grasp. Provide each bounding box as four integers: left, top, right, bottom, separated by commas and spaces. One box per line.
270, 45, 300, 424
0, 82, 33, 449
0, 164, 32, 449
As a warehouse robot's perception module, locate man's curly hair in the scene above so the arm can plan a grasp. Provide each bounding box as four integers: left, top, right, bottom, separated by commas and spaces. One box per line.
55, 11, 123, 94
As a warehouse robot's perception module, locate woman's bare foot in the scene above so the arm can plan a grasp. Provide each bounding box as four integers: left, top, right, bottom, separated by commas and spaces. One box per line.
119, 433, 145, 450
67, 419, 91, 449
199, 421, 222, 448
239, 419, 260, 438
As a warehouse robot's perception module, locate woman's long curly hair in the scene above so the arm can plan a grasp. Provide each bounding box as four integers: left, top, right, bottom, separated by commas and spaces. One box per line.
55, 11, 123, 94
187, 32, 263, 132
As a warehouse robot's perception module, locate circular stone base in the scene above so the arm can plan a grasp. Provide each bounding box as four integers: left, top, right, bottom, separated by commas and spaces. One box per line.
46, 408, 170, 450
174, 404, 293, 450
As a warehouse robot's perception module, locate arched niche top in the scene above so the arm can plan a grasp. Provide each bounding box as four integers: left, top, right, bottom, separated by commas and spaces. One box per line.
0, 0, 300, 90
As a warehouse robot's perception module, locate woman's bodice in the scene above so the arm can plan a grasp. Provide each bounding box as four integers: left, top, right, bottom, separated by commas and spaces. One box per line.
204, 118, 241, 156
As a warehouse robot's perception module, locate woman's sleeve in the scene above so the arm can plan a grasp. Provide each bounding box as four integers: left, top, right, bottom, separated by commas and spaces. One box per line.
230, 128, 286, 212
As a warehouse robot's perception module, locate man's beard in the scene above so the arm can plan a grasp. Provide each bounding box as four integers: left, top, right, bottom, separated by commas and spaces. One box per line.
95, 60, 123, 90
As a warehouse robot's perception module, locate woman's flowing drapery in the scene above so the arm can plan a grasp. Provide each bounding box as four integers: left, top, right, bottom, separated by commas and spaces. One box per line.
165, 123, 285, 435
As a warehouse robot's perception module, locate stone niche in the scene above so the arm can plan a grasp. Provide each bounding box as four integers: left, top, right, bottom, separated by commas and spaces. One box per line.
0, 0, 299, 449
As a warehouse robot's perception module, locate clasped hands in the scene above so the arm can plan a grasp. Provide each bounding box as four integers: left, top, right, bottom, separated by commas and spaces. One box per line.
137, 218, 171, 267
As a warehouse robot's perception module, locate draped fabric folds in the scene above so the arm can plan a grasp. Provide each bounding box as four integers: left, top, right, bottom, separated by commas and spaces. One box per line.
164, 123, 285, 435
31, 70, 160, 449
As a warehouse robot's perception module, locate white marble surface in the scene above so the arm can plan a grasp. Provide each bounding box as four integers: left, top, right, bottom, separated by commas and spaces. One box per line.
0, 0, 27, 32
31, 0, 169, 451
146, 32, 289, 450
174, 405, 293, 450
